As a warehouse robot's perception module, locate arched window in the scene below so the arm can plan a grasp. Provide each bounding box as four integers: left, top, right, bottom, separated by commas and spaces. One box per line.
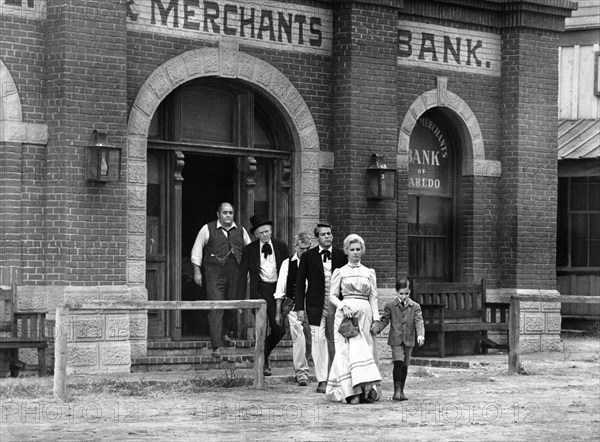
408, 112, 460, 282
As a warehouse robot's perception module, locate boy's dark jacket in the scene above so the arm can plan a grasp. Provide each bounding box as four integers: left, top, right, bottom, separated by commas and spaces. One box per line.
375, 298, 425, 347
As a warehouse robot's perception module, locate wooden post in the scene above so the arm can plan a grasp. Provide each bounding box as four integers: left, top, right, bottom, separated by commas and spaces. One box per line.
508, 297, 521, 374
254, 302, 267, 389
53, 307, 69, 400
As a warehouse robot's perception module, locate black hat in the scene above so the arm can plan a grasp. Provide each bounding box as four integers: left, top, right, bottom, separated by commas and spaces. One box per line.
250, 215, 273, 235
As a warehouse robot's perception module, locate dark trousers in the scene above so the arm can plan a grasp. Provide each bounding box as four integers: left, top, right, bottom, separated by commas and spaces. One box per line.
258, 281, 286, 363
204, 257, 240, 348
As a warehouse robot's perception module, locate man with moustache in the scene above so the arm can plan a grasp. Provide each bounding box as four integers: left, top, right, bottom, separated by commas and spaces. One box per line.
191, 202, 251, 353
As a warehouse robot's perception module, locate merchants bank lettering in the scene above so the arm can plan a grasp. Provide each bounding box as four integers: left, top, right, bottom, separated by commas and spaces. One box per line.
150, 0, 323, 47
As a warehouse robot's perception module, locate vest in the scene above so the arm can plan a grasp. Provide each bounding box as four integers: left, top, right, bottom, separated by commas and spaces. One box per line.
285, 257, 298, 299
204, 221, 244, 267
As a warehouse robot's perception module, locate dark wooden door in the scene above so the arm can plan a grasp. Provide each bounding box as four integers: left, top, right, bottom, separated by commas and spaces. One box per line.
146, 150, 169, 339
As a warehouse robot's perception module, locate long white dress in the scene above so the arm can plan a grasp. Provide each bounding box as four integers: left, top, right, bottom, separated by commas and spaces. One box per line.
326, 263, 382, 402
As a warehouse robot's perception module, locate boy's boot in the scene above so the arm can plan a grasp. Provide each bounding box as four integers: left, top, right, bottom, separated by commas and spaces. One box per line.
392, 383, 404, 401
392, 361, 406, 401
399, 365, 408, 400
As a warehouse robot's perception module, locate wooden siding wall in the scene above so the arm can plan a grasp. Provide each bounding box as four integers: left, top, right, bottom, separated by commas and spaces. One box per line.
557, 273, 600, 317
559, 43, 600, 120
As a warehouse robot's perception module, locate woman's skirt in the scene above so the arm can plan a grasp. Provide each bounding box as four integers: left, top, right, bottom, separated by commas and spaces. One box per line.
326, 298, 382, 402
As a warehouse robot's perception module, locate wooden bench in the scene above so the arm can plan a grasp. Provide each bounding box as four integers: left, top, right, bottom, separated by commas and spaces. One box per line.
0, 286, 48, 376
412, 279, 510, 358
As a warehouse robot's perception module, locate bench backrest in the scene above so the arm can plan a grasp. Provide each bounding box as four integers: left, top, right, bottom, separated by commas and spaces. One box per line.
412, 280, 486, 319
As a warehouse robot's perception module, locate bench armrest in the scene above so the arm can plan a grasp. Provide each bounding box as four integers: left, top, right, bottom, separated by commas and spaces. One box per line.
484, 302, 510, 323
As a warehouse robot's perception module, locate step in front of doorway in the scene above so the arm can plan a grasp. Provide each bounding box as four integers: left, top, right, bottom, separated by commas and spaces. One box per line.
131, 340, 295, 372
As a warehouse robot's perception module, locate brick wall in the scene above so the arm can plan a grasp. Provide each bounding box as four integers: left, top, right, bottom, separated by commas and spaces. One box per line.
41, 1, 129, 285
331, 2, 398, 287
500, 29, 559, 290
0, 11, 46, 286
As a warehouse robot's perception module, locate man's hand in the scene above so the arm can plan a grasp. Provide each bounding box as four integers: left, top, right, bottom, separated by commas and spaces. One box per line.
193, 267, 203, 287
417, 336, 425, 346
275, 311, 282, 326
297, 310, 305, 322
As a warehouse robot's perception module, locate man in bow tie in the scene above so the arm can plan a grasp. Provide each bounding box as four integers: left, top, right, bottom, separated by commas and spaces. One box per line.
237, 216, 288, 376
191, 202, 251, 353
295, 222, 347, 393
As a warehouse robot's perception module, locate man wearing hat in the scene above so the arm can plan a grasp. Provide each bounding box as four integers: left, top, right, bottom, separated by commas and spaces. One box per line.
237, 216, 289, 376
295, 222, 347, 393
191, 202, 251, 353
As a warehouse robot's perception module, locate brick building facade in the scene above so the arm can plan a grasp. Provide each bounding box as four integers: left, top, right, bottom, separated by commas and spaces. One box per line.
0, 0, 575, 373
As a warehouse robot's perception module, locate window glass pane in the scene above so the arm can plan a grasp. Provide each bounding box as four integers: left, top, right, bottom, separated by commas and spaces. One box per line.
590, 240, 600, 267
147, 152, 164, 257
572, 240, 588, 267
419, 197, 450, 236
571, 214, 588, 266
589, 178, 600, 210
571, 214, 588, 240
181, 87, 234, 143
149, 111, 160, 139
254, 158, 271, 219
254, 115, 273, 148
409, 237, 448, 278
556, 178, 569, 267
590, 214, 600, 240
570, 177, 587, 210
408, 118, 453, 197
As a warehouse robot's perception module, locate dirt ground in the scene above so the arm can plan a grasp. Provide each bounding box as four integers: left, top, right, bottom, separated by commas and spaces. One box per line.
0, 334, 598, 441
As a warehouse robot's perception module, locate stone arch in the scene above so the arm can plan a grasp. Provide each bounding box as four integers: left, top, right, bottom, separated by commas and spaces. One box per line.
125, 43, 320, 285
0, 60, 22, 125
397, 77, 501, 177
0, 59, 47, 144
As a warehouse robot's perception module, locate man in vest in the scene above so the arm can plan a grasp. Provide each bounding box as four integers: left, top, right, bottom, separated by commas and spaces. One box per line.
274, 232, 313, 386
191, 202, 251, 353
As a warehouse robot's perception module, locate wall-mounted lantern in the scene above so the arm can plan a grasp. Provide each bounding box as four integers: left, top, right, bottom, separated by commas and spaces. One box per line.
366, 153, 396, 200
86, 130, 122, 183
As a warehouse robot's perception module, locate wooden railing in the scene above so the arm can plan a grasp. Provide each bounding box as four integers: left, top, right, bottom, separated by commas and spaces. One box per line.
53, 300, 267, 400
508, 295, 599, 374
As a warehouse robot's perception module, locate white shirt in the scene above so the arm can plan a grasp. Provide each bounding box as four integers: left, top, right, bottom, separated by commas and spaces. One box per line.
319, 246, 332, 315
190, 220, 251, 266
259, 240, 278, 283
274, 254, 303, 300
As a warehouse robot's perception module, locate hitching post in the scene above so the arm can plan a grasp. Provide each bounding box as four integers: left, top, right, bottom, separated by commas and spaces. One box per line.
254, 302, 267, 389
53, 306, 69, 400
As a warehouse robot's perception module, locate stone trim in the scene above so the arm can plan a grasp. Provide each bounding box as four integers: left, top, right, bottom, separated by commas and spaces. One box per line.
319, 151, 335, 170
0, 121, 48, 145
398, 76, 501, 178
126, 43, 320, 284
486, 288, 561, 303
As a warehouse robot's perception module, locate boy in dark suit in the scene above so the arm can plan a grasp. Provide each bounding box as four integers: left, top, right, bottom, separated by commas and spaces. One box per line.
371, 279, 425, 401
237, 216, 289, 376
294, 222, 347, 393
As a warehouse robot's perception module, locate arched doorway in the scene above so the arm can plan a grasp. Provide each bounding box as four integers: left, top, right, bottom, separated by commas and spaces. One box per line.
146, 78, 294, 339
407, 109, 461, 282
399, 76, 502, 283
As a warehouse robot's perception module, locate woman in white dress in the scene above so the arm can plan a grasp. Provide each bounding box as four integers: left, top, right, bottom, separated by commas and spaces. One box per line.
326, 234, 382, 404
